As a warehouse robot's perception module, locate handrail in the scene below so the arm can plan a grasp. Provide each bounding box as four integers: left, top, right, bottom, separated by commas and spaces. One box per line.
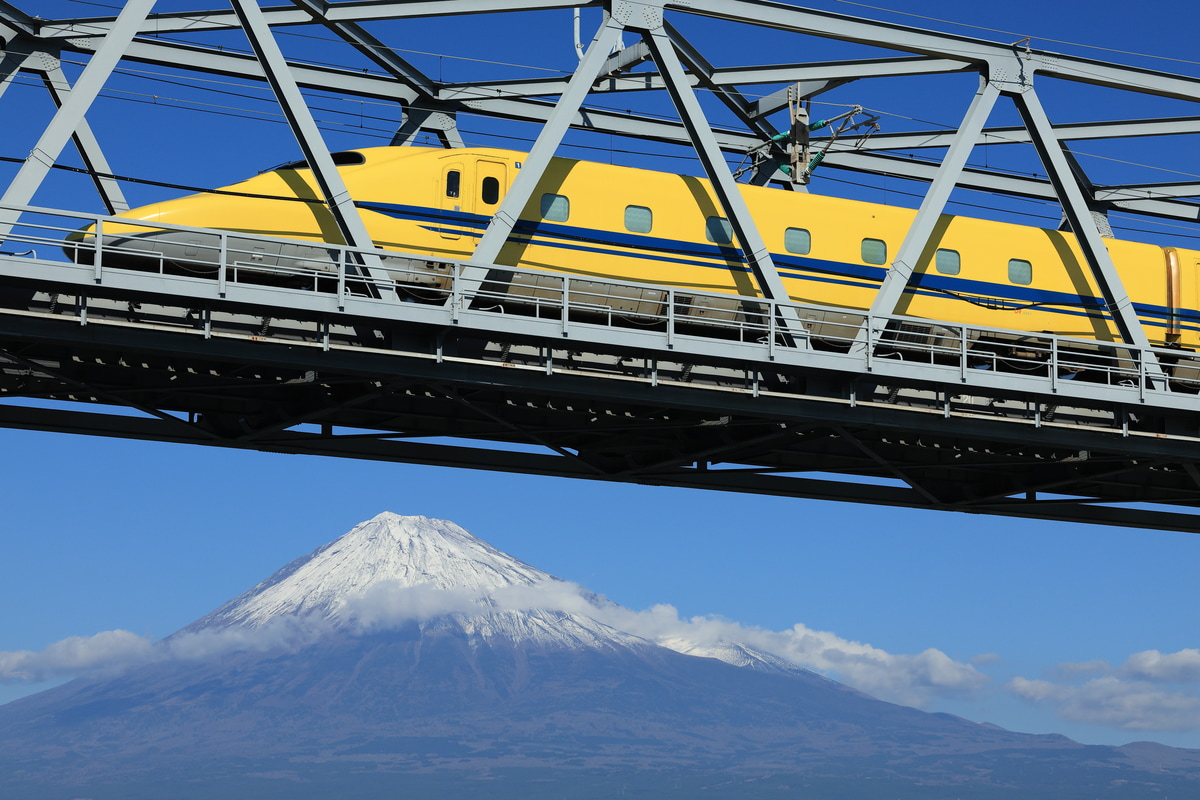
2, 200, 1198, 404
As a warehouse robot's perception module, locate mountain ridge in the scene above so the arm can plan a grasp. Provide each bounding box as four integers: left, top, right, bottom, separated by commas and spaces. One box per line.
2, 511, 1198, 799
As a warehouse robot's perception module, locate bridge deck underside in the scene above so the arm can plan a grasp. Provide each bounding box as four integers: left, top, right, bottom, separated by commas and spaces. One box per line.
3, 264, 1200, 533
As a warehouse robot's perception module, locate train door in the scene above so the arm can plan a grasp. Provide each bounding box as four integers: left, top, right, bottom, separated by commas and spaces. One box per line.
437, 161, 466, 240
474, 160, 508, 248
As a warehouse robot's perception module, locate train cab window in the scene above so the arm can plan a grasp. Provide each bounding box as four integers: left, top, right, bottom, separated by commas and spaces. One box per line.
541, 193, 570, 222
274, 151, 366, 171
445, 170, 461, 198
705, 216, 733, 244
481, 176, 500, 205
935, 248, 960, 275
784, 227, 811, 255
625, 205, 653, 233
861, 238, 887, 265
1008, 258, 1033, 285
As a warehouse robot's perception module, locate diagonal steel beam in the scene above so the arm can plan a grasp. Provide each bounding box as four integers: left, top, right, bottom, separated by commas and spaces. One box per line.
832, 425, 942, 504
229, 0, 387, 288
953, 457, 1165, 507
51, 32, 1200, 224
0, 347, 224, 441
40, 0, 1200, 107
1013, 85, 1164, 382
288, 0, 439, 96
0, 44, 28, 103
464, 14, 626, 270
642, 23, 804, 341
681, 0, 1200, 104
849, 116, 1200, 153
392, 104, 464, 148
660, 19, 783, 150
0, 0, 36, 40
6, 400, 1200, 533
39, 62, 129, 214
612, 425, 802, 478
0, 0, 155, 240
864, 76, 1000, 320
287, 0, 463, 147
435, 383, 607, 474
823, 150, 1200, 223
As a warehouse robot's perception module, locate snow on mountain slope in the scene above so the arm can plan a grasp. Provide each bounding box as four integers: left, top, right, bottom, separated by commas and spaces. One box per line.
185, 513, 555, 630
661, 637, 810, 674
180, 511, 809, 672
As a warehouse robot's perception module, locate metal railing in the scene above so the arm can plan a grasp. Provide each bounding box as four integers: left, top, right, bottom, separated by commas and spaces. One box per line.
4, 203, 1199, 406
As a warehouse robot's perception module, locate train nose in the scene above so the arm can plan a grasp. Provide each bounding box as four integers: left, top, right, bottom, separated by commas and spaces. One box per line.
63, 212, 226, 275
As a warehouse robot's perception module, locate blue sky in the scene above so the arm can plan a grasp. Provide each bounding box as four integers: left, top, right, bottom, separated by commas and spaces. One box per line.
2, 0, 1200, 750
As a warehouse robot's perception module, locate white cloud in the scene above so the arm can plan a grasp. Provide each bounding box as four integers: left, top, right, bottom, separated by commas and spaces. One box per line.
0, 630, 154, 683
1008, 675, 1200, 732
1119, 649, 1200, 683
0, 579, 987, 707
343, 581, 990, 706
600, 609, 987, 707
1009, 676, 1070, 704
163, 615, 329, 661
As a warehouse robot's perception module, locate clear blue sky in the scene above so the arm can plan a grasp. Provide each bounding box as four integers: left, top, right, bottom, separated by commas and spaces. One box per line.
2, 0, 1199, 749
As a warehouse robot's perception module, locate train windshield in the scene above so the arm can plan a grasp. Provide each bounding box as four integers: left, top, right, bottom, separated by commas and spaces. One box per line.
266, 151, 367, 172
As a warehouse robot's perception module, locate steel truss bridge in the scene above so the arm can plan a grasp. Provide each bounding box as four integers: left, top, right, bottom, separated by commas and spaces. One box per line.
2, 0, 1200, 531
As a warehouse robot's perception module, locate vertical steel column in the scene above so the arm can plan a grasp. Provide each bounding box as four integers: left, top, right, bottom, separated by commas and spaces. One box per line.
0, 0, 154, 237
1012, 86, 1165, 383
865, 75, 999, 319
643, 26, 804, 340
41, 64, 129, 214
230, 0, 387, 286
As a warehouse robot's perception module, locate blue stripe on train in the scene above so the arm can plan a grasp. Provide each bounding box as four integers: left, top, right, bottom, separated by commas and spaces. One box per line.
356, 200, 1190, 332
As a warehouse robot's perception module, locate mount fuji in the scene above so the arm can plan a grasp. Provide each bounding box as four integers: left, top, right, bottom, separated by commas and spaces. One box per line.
1, 512, 1198, 800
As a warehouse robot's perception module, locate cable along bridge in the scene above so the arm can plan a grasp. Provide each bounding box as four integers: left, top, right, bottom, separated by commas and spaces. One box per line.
3, 0, 1200, 532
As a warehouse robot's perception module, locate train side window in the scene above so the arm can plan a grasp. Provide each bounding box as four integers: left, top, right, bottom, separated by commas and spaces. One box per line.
705, 216, 733, 244
625, 205, 653, 233
784, 227, 811, 255
481, 177, 500, 205
861, 238, 887, 265
540, 193, 570, 222
445, 170, 460, 199
1008, 258, 1033, 285
935, 248, 960, 275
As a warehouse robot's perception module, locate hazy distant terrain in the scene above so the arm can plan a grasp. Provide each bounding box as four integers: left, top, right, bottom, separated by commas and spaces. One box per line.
2, 513, 1197, 798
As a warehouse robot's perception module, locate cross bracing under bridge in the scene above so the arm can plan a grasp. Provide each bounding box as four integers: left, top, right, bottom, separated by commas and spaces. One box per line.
2, 0, 1200, 531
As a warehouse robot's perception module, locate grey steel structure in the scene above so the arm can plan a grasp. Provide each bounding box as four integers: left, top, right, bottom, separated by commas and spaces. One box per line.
2, 0, 1200, 530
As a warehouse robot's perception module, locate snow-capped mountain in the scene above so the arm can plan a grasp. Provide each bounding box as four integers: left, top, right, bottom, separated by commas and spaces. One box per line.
5, 511, 1199, 799
182, 512, 662, 655
186, 513, 554, 629
180, 512, 810, 670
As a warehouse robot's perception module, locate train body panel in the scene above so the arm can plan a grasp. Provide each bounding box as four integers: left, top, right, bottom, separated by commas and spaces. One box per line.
74, 145, 1198, 349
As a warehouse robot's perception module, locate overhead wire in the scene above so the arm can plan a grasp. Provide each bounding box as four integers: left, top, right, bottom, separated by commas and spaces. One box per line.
57, 0, 1200, 71
824, 0, 1200, 69
17, 6, 1200, 243
53, 6, 1200, 184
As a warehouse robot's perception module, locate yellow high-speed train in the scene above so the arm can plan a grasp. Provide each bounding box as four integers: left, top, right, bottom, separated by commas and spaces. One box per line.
72, 145, 1200, 349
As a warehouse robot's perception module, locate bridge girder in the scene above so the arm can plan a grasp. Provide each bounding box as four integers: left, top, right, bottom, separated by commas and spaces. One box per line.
2, 0, 1200, 529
